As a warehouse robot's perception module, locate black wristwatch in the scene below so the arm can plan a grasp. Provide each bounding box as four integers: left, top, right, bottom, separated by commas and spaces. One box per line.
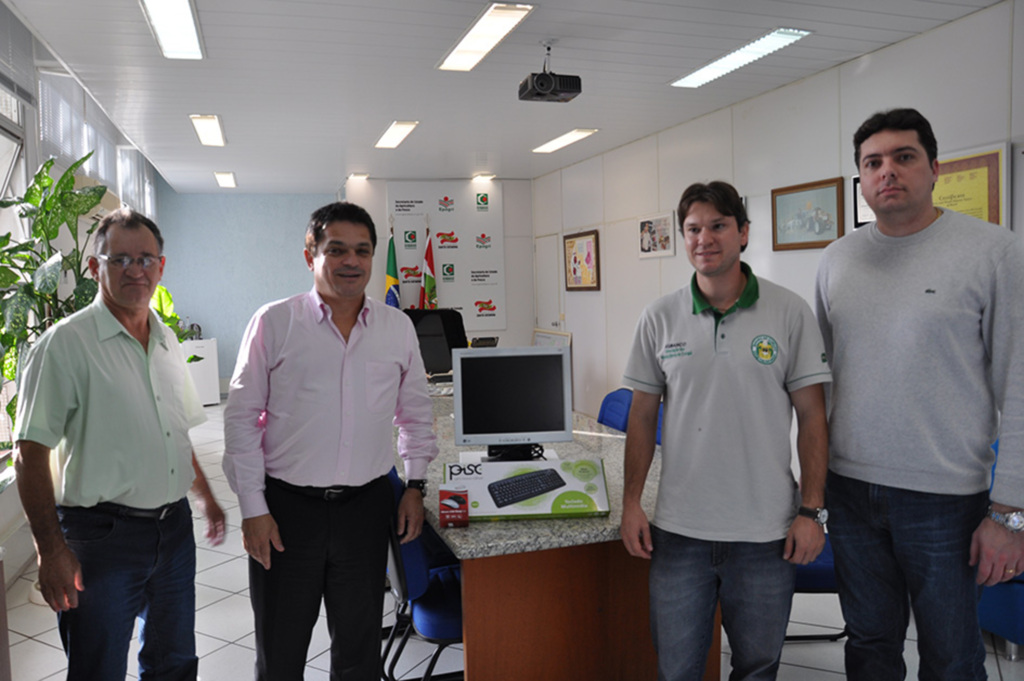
798, 506, 829, 526
406, 479, 427, 496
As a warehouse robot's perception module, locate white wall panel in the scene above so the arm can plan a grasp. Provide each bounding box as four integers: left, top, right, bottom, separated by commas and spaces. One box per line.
733, 69, 842, 198
561, 156, 604, 232
503, 180, 533, 238
658, 109, 735, 210
604, 218, 663, 392
534, 234, 563, 331
532, 171, 562, 237
1014, 0, 1024, 142
603, 136, 659, 223
564, 275, 608, 419
501, 236, 537, 347
838, 3, 1012, 172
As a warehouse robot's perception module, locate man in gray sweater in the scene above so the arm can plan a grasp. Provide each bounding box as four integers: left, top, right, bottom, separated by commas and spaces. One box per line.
815, 108, 1024, 680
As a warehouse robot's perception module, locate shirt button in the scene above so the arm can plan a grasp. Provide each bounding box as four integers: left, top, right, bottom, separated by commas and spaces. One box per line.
166, 432, 171, 437
720, 334, 726, 339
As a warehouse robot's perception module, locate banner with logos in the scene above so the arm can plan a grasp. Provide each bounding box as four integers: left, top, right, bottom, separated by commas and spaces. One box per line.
386, 181, 506, 331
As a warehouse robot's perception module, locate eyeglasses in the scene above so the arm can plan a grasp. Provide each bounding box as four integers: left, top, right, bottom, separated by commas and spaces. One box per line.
96, 254, 163, 270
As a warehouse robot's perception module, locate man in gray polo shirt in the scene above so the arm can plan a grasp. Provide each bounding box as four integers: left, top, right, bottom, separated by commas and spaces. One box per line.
621, 181, 831, 681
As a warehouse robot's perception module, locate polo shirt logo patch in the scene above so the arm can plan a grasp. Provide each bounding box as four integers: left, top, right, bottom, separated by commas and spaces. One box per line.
660, 342, 692, 360
751, 335, 779, 365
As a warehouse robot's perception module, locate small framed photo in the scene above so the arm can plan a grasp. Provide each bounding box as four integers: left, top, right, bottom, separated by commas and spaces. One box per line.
852, 176, 875, 228
771, 176, 845, 251
638, 211, 676, 258
563, 229, 600, 291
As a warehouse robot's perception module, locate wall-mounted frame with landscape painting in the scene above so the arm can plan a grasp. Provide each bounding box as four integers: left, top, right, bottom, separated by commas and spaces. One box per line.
771, 176, 844, 251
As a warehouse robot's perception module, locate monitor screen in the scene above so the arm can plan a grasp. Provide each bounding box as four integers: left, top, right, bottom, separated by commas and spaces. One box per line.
453, 346, 573, 455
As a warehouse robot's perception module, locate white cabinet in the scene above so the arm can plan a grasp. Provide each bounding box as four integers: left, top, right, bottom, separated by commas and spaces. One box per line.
181, 339, 220, 406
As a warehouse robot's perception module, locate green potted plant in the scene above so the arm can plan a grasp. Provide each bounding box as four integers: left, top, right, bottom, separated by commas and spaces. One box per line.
0, 152, 107, 424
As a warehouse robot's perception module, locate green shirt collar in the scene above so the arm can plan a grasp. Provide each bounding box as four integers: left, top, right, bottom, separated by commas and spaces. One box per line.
93, 297, 170, 350
691, 262, 759, 315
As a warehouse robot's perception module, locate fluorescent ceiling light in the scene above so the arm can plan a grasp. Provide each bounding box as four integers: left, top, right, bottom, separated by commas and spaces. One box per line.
532, 128, 599, 154
438, 3, 534, 72
375, 121, 419, 149
189, 114, 225, 146
671, 28, 811, 88
214, 172, 236, 188
348, 173, 369, 180
139, 0, 204, 60
473, 173, 496, 182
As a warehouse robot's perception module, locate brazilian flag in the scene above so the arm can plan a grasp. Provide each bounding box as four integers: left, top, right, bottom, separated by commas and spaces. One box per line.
385, 233, 400, 308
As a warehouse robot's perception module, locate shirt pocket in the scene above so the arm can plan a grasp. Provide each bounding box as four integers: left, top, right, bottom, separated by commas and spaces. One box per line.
365, 360, 401, 414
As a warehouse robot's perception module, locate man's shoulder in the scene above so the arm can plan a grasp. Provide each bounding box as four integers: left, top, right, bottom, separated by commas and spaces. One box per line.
252, 291, 311, 320
643, 288, 691, 316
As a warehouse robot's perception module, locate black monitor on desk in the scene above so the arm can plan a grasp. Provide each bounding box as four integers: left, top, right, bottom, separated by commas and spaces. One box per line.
404, 308, 468, 377
452, 345, 573, 461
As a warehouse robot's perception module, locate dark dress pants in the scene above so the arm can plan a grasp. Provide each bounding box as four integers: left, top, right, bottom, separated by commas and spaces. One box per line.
251, 475, 393, 681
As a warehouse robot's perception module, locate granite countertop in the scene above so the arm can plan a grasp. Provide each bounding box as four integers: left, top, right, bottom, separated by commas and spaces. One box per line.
404, 396, 662, 561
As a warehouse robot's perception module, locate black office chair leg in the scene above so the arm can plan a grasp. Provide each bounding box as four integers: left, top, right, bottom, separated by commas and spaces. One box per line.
421, 642, 450, 681
387, 621, 415, 681
381, 605, 410, 680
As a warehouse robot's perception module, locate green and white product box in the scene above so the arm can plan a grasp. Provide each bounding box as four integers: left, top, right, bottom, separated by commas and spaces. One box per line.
442, 459, 610, 521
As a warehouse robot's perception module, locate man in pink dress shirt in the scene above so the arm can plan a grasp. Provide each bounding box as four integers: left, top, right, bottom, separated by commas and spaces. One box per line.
223, 201, 438, 681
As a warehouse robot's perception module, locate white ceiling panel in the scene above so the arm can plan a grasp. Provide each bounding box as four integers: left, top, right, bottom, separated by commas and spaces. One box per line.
2, 0, 1002, 193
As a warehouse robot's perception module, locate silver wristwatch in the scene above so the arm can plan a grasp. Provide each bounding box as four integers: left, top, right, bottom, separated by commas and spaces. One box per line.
988, 506, 1024, 533
798, 506, 829, 526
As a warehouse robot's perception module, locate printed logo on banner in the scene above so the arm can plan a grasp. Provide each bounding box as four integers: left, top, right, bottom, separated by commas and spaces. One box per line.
476, 193, 489, 212
441, 263, 455, 283
403, 230, 418, 250
436, 231, 459, 249
400, 266, 422, 281
475, 233, 492, 249
474, 300, 497, 316
438, 196, 455, 213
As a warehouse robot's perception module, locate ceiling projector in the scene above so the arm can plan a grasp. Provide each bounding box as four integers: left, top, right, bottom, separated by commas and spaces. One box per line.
518, 71, 582, 102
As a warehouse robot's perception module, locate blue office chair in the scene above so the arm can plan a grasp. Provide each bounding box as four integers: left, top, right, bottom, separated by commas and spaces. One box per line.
597, 388, 663, 445
978, 440, 1022, 660
785, 534, 847, 642
383, 469, 463, 681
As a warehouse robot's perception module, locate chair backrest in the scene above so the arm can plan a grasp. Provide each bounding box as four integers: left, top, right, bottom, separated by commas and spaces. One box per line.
386, 468, 431, 603
597, 388, 664, 446
597, 388, 633, 432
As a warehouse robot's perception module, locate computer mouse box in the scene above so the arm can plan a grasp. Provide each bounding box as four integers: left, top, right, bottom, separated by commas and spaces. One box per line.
438, 487, 470, 527
442, 459, 610, 521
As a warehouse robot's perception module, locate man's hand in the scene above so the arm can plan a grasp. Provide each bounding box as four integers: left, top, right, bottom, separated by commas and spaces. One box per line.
194, 492, 227, 547
397, 488, 425, 544
783, 516, 825, 565
38, 545, 84, 612
620, 501, 653, 559
242, 514, 284, 570
970, 505, 1024, 586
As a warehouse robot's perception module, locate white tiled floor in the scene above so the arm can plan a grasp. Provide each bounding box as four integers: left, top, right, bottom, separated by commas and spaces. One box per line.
4, 404, 1022, 680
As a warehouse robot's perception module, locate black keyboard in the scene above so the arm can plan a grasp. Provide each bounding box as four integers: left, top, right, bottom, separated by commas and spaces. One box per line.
488, 469, 567, 508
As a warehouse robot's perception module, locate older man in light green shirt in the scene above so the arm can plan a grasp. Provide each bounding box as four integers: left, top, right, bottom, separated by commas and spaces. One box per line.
14, 208, 225, 681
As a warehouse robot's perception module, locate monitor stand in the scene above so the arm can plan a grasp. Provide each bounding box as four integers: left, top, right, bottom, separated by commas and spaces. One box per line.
485, 443, 545, 462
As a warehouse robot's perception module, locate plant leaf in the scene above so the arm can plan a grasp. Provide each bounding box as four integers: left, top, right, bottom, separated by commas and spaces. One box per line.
23, 159, 55, 207
0, 198, 22, 209
1, 345, 17, 382
0, 266, 19, 289
33, 252, 63, 295
53, 152, 93, 198
73, 278, 98, 309
5, 393, 16, 426
3, 286, 34, 336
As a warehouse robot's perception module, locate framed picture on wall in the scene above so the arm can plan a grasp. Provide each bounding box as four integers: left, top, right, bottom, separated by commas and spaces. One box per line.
563, 229, 601, 291
771, 176, 845, 251
852, 176, 876, 228
532, 329, 572, 347
638, 211, 676, 258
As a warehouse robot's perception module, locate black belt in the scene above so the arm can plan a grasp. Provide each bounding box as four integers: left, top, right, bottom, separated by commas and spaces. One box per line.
91, 500, 180, 520
267, 475, 360, 501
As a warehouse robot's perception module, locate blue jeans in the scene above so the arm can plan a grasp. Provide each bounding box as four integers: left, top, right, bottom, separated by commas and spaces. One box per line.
57, 498, 198, 681
649, 525, 796, 681
826, 472, 988, 681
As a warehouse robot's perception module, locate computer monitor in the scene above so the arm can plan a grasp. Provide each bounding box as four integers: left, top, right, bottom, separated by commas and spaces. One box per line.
452, 345, 573, 460
404, 308, 469, 377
